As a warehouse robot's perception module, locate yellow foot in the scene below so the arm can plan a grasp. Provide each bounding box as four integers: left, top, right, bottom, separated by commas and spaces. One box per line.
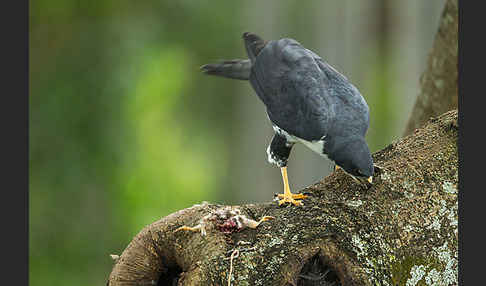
277, 193, 308, 206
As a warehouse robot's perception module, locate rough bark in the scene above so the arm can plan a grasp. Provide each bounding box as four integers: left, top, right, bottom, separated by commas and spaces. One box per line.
107, 110, 458, 286
403, 0, 458, 136
107, 1, 459, 284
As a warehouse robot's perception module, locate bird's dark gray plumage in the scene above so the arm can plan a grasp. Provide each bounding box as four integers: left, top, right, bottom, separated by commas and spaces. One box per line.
200, 59, 251, 80
201, 32, 373, 182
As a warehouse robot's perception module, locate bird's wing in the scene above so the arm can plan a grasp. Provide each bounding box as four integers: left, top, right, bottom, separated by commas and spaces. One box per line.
312, 53, 370, 138
249, 38, 334, 141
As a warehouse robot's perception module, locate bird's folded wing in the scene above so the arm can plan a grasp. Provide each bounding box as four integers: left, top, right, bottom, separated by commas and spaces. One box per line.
249, 39, 332, 141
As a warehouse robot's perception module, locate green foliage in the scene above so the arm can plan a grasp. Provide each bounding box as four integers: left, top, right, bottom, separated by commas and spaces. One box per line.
30, 1, 242, 285
115, 47, 219, 230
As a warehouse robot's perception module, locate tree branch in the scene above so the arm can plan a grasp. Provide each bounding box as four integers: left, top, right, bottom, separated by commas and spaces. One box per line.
107, 110, 458, 286
107, 1, 459, 283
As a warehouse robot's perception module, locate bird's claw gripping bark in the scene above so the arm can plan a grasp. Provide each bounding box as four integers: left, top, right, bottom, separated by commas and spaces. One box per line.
277, 193, 308, 206
276, 166, 308, 206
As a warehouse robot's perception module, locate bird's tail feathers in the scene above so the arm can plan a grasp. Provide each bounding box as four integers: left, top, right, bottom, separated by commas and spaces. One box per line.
200, 59, 251, 80
242, 32, 266, 63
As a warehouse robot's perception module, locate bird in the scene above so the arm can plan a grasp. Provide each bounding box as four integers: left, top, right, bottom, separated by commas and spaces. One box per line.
201, 32, 374, 206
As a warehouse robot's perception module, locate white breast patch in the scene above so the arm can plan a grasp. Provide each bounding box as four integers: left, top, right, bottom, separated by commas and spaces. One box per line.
272, 125, 328, 158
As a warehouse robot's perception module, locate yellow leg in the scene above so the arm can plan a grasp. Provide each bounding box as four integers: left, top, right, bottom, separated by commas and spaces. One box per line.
277, 167, 307, 206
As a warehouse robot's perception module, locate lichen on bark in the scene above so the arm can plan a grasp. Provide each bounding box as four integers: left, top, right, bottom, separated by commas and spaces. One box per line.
107, 110, 458, 286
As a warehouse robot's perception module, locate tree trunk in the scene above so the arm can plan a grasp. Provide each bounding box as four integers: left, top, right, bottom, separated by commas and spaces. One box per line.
107, 109, 458, 286
403, 0, 458, 136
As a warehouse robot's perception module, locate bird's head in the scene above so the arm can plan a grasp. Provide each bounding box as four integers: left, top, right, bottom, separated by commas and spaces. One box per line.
331, 137, 374, 181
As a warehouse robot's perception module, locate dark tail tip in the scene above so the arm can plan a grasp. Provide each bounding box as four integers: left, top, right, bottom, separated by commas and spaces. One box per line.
200, 63, 219, 75
242, 32, 263, 43
200, 64, 211, 73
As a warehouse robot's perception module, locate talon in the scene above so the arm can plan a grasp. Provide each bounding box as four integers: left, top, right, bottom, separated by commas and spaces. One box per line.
279, 199, 302, 206
277, 194, 306, 206
277, 193, 308, 200
276, 167, 307, 206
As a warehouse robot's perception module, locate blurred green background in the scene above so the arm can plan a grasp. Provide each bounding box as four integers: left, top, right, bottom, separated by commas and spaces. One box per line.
29, 0, 446, 285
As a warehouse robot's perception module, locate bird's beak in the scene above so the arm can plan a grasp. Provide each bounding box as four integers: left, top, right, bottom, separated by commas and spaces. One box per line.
367, 176, 373, 184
